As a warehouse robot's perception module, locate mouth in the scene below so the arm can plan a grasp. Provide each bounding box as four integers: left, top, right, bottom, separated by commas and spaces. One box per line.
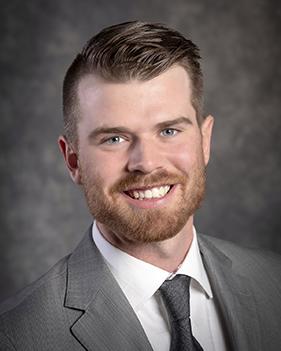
124, 184, 174, 200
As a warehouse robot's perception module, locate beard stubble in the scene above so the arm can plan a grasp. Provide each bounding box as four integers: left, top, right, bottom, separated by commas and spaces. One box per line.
80, 157, 206, 244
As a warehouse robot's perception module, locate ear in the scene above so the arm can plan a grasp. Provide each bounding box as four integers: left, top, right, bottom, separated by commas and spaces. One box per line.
58, 135, 82, 184
200, 115, 214, 166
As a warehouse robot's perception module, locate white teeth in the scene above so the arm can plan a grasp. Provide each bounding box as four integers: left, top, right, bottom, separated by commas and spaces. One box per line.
144, 190, 152, 199
159, 187, 165, 196
133, 191, 139, 199
152, 188, 160, 198
128, 185, 171, 200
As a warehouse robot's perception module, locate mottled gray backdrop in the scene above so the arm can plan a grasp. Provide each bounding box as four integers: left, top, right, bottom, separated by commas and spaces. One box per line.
0, 0, 280, 302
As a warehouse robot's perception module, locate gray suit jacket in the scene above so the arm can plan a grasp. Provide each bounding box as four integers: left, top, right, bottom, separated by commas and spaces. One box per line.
0, 227, 280, 350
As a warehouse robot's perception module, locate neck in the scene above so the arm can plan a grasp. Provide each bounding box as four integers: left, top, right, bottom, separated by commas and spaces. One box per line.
96, 217, 194, 272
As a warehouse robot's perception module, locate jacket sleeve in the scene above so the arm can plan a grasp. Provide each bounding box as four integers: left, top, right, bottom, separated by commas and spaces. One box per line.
0, 331, 16, 351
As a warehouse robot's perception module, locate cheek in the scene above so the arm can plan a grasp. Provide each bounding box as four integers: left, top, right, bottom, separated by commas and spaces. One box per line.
166, 143, 199, 173
90, 152, 125, 186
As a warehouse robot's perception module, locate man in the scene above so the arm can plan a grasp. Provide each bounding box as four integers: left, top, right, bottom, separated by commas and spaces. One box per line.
0, 21, 280, 351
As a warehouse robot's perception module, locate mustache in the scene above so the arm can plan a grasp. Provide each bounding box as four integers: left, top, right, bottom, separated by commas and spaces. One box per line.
111, 169, 188, 193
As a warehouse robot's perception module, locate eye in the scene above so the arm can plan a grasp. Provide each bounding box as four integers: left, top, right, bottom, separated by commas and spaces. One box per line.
160, 128, 179, 137
104, 135, 126, 145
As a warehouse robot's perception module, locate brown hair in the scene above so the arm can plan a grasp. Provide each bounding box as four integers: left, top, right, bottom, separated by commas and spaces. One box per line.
63, 21, 203, 144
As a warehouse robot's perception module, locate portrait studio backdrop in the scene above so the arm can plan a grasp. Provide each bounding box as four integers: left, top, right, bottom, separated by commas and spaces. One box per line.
0, 0, 280, 302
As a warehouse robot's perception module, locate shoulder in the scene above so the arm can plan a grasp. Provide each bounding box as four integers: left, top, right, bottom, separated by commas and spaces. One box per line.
0, 254, 69, 325
198, 233, 281, 283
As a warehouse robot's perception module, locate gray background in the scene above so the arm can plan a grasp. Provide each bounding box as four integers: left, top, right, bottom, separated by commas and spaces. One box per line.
0, 0, 280, 302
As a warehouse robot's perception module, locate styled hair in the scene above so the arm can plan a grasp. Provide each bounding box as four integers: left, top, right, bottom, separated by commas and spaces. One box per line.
63, 21, 203, 144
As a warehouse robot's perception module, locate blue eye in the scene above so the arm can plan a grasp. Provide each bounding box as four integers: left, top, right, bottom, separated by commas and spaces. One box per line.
160, 128, 178, 137
104, 136, 125, 144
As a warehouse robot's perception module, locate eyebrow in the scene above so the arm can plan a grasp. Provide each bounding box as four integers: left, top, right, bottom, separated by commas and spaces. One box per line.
156, 116, 193, 130
88, 116, 193, 140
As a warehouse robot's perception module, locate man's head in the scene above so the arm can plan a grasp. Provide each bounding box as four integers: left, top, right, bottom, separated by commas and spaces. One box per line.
63, 21, 204, 146
59, 21, 213, 245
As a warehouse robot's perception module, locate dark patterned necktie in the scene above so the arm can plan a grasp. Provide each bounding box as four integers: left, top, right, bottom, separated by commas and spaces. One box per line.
159, 274, 204, 351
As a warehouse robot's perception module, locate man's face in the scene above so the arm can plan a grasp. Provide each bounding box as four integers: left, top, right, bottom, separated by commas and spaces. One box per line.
64, 65, 213, 244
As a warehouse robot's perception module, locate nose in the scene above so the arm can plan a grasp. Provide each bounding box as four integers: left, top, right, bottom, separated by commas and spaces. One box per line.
126, 139, 163, 174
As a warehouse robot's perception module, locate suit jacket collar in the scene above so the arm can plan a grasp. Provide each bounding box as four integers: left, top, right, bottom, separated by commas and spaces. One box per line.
198, 234, 263, 351
64, 227, 153, 351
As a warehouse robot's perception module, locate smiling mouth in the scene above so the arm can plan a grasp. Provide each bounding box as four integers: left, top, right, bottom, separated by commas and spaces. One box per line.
124, 184, 174, 200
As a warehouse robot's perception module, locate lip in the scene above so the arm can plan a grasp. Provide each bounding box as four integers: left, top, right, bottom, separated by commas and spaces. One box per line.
122, 184, 178, 209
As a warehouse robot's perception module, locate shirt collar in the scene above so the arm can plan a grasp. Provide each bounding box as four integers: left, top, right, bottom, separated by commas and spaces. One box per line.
92, 221, 213, 311
175, 230, 213, 298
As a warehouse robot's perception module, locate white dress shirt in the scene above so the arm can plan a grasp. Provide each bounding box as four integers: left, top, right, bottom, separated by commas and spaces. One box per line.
92, 221, 227, 351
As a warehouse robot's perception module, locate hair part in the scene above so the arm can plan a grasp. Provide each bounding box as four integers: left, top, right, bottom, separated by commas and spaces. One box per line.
63, 21, 204, 145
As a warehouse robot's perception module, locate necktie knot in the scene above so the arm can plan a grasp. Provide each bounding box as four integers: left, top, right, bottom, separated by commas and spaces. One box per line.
159, 274, 191, 322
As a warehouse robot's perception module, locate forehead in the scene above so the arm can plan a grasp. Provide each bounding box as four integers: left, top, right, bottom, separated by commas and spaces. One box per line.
77, 65, 196, 129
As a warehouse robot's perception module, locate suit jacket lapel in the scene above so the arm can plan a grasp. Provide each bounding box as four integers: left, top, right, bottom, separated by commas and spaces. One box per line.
198, 234, 263, 351
64, 227, 153, 351
63, 226, 263, 350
